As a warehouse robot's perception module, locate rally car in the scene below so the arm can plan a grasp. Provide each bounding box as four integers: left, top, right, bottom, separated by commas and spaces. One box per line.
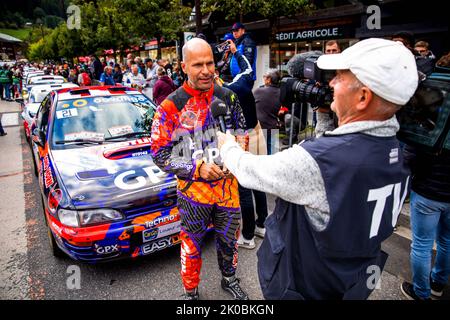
30, 86, 180, 262
22, 83, 79, 144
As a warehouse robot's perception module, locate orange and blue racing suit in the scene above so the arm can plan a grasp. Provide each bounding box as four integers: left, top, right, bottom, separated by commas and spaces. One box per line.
150, 82, 247, 291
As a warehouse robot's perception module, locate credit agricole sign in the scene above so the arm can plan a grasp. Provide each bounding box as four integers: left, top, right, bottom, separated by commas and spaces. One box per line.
275, 27, 345, 42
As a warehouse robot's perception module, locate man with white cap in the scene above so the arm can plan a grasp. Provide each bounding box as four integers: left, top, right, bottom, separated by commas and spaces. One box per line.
217, 38, 419, 299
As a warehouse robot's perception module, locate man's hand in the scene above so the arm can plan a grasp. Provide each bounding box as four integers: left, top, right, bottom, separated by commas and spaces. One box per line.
217, 131, 236, 150
227, 40, 237, 54
199, 162, 225, 180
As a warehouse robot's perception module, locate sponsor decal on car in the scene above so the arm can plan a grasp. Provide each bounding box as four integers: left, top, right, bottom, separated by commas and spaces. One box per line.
141, 237, 172, 255
143, 220, 181, 243
43, 155, 54, 189
94, 244, 120, 255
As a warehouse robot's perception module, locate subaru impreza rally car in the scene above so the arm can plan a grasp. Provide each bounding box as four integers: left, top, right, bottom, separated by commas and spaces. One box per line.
30, 86, 180, 262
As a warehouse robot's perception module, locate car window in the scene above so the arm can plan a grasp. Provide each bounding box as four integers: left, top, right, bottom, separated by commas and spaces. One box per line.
51, 94, 156, 147
36, 96, 51, 135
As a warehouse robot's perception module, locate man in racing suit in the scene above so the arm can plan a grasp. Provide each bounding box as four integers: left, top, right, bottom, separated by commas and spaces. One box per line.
150, 38, 249, 300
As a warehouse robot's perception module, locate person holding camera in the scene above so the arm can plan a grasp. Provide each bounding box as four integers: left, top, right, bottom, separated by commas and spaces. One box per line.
219, 39, 269, 249
218, 38, 419, 299
230, 22, 257, 83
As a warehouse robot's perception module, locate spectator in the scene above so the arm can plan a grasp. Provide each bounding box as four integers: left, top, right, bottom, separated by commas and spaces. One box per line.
392, 31, 434, 75
90, 55, 104, 80
4, 66, 13, 101
99, 66, 115, 86
253, 69, 281, 155
171, 64, 183, 88
144, 58, 158, 100
123, 64, 145, 92
230, 22, 257, 82
112, 64, 123, 85
159, 58, 173, 78
223, 40, 269, 248
218, 38, 418, 300
78, 68, 92, 86
414, 41, 436, 60
134, 57, 146, 76
400, 54, 450, 301
152, 67, 176, 105
325, 40, 342, 54
68, 69, 78, 84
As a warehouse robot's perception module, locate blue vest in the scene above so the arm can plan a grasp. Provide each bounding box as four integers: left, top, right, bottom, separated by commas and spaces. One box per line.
257, 133, 411, 299
230, 42, 257, 81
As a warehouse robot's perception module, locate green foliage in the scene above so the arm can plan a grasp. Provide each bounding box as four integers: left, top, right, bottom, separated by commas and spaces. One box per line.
33, 7, 47, 20
202, 0, 313, 21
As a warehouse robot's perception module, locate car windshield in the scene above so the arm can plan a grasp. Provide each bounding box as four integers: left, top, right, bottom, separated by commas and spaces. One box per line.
51, 94, 156, 148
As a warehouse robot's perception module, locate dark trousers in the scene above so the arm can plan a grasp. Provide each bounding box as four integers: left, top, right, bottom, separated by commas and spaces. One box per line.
0, 84, 3, 99
238, 184, 268, 239
0, 118, 5, 135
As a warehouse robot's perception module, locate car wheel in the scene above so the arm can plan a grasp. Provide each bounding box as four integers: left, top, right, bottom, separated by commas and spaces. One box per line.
41, 196, 65, 258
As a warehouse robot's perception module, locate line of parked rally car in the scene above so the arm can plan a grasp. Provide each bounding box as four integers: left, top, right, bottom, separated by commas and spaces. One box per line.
19, 67, 182, 263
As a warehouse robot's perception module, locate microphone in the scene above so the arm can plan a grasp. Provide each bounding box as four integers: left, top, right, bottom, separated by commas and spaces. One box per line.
210, 98, 228, 132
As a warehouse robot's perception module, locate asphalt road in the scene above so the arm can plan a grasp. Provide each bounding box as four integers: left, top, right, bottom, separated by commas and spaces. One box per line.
1, 100, 449, 300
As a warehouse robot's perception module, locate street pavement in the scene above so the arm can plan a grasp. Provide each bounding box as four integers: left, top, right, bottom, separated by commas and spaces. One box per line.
0, 99, 448, 300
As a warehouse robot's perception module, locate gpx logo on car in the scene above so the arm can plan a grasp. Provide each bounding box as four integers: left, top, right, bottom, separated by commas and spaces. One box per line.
30, 86, 181, 263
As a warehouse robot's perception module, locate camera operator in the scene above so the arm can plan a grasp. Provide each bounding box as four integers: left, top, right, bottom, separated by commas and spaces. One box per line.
217, 38, 419, 299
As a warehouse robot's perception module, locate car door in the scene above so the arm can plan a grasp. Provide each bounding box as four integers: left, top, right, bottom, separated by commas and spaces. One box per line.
31, 95, 51, 175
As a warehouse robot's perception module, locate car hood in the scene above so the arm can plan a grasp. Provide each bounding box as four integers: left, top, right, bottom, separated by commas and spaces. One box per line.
50, 138, 177, 211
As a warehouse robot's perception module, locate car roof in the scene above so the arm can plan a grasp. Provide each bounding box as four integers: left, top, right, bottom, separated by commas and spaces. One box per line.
30, 83, 78, 94
29, 75, 65, 82
55, 85, 140, 101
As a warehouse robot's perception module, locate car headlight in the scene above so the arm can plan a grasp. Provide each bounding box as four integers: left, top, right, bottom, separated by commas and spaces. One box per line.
58, 208, 123, 227
78, 209, 123, 226
58, 209, 79, 227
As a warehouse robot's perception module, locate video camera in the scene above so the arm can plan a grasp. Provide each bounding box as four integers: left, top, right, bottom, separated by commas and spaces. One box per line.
397, 70, 450, 153
280, 52, 334, 108
281, 51, 450, 153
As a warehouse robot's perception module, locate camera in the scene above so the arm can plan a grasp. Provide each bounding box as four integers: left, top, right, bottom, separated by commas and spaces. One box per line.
280, 53, 334, 108
397, 72, 450, 152
215, 41, 230, 54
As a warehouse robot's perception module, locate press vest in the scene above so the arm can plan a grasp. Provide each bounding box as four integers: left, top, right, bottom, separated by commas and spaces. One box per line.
257, 133, 410, 299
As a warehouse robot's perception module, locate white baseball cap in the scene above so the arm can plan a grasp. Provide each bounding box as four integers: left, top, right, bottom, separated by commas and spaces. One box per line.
317, 38, 418, 105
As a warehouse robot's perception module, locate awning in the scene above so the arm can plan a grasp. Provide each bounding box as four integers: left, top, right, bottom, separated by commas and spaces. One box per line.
0, 33, 22, 43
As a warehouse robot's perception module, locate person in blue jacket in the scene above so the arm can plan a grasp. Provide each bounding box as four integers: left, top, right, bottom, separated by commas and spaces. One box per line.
230, 22, 257, 83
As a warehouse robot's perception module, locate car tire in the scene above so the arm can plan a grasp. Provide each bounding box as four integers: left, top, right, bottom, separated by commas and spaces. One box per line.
31, 147, 38, 177
41, 196, 65, 258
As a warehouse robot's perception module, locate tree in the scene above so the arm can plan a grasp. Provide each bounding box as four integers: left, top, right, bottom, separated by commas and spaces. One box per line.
202, 0, 313, 46
33, 7, 46, 21
120, 0, 191, 59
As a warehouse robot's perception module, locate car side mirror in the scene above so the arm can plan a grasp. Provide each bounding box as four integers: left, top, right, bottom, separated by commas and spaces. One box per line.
32, 128, 46, 147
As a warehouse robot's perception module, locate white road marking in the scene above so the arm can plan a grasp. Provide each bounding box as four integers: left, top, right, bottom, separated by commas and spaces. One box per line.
1, 113, 19, 126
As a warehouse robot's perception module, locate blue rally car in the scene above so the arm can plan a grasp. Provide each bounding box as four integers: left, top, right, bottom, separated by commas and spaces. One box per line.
30, 86, 181, 262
